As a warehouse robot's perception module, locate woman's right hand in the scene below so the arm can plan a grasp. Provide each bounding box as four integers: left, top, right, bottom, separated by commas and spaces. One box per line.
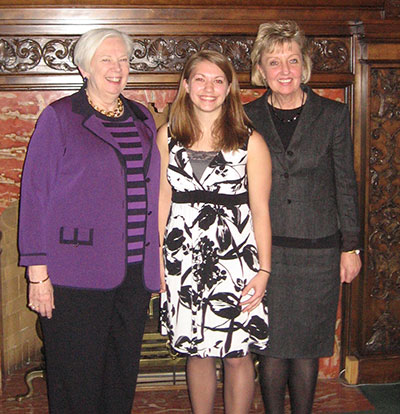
28, 265, 54, 319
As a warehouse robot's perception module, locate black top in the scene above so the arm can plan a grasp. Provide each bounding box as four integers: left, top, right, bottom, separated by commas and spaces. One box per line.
268, 103, 300, 150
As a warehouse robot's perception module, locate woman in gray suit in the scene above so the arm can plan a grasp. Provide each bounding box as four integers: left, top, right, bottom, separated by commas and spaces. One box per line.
245, 20, 362, 413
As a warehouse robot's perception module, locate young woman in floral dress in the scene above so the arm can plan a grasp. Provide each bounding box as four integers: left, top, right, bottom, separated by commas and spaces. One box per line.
158, 50, 272, 414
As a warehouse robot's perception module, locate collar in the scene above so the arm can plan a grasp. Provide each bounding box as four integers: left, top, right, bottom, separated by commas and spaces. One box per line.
71, 85, 149, 122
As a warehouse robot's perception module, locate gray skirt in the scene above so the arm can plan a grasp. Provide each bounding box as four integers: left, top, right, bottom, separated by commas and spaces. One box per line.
258, 245, 341, 358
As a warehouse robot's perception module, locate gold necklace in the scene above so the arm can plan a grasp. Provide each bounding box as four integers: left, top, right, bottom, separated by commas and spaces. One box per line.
86, 90, 124, 118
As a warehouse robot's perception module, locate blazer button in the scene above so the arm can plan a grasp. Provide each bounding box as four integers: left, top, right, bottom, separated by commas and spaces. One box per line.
284, 172, 289, 178
145, 177, 151, 183
287, 199, 292, 204
145, 242, 150, 247
287, 150, 294, 156
148, 211, 152, 215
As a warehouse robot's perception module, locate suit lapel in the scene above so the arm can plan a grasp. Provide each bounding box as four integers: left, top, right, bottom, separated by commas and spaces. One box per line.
135, 119, 151, 164
286, 86, 323, 153
255, 93, 287, 170
123, 96, 153, 174
83, 112, 153, 176
72, 87, 121, 151
83, 115, 120, 151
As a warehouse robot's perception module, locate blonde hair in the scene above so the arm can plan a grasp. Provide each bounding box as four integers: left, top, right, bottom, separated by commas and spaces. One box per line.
251, 20, 313, 86
74, 28, 133, 73
169, 50, 253, 151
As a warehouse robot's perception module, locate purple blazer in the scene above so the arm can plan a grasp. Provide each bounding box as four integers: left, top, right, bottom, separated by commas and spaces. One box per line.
18, 87, 161, 292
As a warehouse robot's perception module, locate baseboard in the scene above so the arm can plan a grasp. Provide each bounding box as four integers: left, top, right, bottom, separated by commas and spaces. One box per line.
345, 355, 359, 384
356, 354, 400, 384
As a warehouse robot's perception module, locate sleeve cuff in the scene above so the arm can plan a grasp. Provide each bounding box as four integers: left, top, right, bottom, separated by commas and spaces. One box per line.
340, 232, 361, 252
19, 253, 47, 267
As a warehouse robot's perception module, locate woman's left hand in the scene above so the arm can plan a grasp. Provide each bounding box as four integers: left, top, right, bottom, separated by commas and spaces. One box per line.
240, 272, 269, 313
28, 265, 54, 318
340, 252, 362, 283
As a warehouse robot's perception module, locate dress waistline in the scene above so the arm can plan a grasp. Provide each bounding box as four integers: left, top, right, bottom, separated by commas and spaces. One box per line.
172, 190, 249, 206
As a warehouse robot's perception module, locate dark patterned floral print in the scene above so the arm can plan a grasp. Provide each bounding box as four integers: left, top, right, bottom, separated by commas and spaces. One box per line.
160, 137, 269, 358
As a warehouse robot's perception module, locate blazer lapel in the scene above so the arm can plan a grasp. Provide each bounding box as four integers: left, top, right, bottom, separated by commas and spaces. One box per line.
135, 120, 151, 164
287, 86, 323, 153
255, 93, 287, 170
123, 97, 154, 175
71, 87, 121, 151
83, 115, 120, 151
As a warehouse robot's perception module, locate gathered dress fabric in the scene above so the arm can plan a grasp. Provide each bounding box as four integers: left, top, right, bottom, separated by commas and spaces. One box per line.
160, 137, 269, 358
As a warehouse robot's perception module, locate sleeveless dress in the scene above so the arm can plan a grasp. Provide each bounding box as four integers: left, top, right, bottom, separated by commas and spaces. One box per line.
160, 137, 269, 358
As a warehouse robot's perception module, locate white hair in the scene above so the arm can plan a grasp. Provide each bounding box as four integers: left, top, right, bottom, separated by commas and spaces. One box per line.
74, 28, 134, 72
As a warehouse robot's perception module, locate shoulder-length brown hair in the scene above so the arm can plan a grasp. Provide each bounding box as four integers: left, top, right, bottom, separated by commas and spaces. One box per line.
169, 50, 253, 151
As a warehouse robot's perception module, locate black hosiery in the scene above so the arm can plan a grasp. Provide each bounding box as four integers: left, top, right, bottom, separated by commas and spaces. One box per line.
258, 356, 290, 414
258, 356, 319, 414
288, 358, 319, 414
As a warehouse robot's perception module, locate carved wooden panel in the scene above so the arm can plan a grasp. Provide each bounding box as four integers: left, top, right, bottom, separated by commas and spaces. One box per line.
0, 36, 351, 76
366, 67, 400, 355
385, 0, 400, 17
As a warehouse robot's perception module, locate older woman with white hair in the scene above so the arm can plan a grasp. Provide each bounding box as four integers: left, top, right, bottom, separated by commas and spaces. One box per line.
18, 28, 160, 413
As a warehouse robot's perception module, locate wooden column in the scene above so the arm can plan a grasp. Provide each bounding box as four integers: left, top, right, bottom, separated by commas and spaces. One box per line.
344, 19, 400, 384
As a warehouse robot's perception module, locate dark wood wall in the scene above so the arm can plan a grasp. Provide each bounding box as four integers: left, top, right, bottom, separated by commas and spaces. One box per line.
1, 0, 399, 384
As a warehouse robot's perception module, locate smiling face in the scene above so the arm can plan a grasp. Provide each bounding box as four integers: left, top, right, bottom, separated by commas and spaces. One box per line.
80, 36, 130, 109
183, 59, 231, 118
258, 40, 303, 103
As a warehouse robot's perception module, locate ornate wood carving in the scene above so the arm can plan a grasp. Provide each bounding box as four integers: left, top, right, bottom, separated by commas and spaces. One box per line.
0, 39, 42, 72
130, 37, 254, 73
311, 39, 350, 72
385, 0, 400, 17
366, 67, 400, 354
0, 36, 351, 75
365, 312, 400, 353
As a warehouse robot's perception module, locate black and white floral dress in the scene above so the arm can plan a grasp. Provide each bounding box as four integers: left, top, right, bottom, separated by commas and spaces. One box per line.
160, 137, 269, 358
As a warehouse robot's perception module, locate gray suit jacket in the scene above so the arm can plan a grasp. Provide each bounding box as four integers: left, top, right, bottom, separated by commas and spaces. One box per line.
245, 85, 360, 247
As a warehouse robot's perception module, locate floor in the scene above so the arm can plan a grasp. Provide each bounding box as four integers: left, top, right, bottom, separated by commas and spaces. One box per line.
0, 361, 387, 414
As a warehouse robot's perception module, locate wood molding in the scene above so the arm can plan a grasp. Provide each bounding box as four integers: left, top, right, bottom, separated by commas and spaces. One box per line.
385, 0, 400, 17
0, 0, 387, 6
357, 355, 400, 383
0, 7, 384, 36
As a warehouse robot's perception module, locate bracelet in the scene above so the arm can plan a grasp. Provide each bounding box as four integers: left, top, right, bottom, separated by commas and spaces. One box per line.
344, 249, 361, 255
259, 268, 271, 275
29, 275, 50, 284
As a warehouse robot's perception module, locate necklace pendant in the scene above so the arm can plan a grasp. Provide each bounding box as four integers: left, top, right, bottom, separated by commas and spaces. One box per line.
270, 90, 305, 123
